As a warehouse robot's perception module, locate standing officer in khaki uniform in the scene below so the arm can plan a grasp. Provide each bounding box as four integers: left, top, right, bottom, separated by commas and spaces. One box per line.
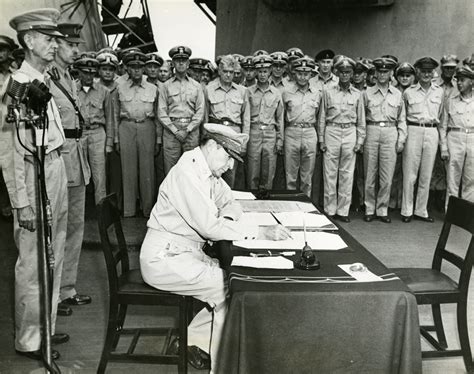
282, 56, 321, 197
401, 57, 444, 222
49, 23, 92, 314
318, 57, 366, 222
242, 56, 256, 87
96, 51, 119, 91
205, 55, 250, 188
159, 46, 205, 174
76, 57, 114, 204
363, 57, 406, 223
439, 66, 474, 205
145, 53, 164, 87
2, 8, 68, 358
247, 54, 284, 189
114, 51, 160, 218
284, 47, 304, 85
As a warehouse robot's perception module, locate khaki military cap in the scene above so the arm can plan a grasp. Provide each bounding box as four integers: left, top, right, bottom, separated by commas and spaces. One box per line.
0, 35, 18, 50
286, 47, 304, 61
58, 23, 84, 43
123, 51, 147, 66
9, 8, 63, 37
270, 51, 288, 64
334, 57, 356, 71
414, 57, 439, 70
75, 57, 99, 72
455, 65, 474, 79
373, 57, 398, 71
169, 46, 192, 59
146, 53, 164, 66
241, 56, 254, 68
440, 54, 459, 67
97, 52, 118, 67
293, 56, 316, 72
252, 54, 273, 69
395, 62, 416, 76
253, 49, 269, 57
203, 123, 249, 163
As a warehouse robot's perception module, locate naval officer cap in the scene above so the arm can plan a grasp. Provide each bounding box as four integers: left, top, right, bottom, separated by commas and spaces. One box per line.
253, 49, 269, 57
75, 57, 99, 72
203, 123, 249, 163
169, 45, 192, 59
9, 8, 64, 37
232, 54, 245, 63
455, 65, 474, 80
146, 53, 164, 66
241, 55, 255, 68
58, 23, 84, 43
97, 51, 118, 67
414, 56, 439, 70
373, 57, 398, 71
440, 54, 459, 67
354, 58, 370, 73
0, 35, 18, 50
334, 56, 356, 71
315, 49, 335, 61
123, 50, 147, 66
293, 56, 316, 72
252, 54, 273, 69
395, 62, 416, 76
270, 51, 288, 64
286, 47, 304, 61
189, 58, 209, 70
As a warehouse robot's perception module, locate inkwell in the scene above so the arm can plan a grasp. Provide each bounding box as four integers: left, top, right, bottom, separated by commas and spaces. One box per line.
295, 213, 320, 270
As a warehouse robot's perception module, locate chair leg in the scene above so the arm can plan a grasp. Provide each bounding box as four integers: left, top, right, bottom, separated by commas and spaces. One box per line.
111, 304, 128, 349
457, 301, 474, 373
178, 298, 190, 374
432, 304, 448, 349
97, 299, 120, 374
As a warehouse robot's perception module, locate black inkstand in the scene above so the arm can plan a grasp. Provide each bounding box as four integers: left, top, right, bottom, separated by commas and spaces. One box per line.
294, 215, 320, 270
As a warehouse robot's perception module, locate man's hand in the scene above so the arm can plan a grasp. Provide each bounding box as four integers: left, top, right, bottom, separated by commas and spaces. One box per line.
155, 143, 162, 156
396, 143, 404, 153
319, 142, 327, 153
106, 145, 113, 153
275, 142, 283, 155
175, 129, 188, 142
441, 149, 449, 161
18, 206, 36, 232
258, 224, 292, 241
353, 144, 363, 153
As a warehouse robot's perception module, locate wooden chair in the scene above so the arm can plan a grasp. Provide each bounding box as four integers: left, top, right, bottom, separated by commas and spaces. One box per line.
391, 196, 474, 373
97, 194, 193, 374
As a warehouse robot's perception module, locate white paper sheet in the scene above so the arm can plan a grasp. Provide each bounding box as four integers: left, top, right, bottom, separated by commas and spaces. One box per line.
238, 200, 318, 213
233, 231, 347, 250
232, 256, 294, 269
338, 264, 383, 282
232, 190, 256, 200
239, 212, 278, 226
273, 211, 336, 229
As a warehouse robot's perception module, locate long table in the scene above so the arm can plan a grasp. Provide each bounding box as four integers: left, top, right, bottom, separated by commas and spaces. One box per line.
215, 193, 421, 374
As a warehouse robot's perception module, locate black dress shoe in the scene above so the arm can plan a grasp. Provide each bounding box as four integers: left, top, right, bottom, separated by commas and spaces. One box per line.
364, 214, 375, 222
414, 215, 434, 223
61, 294, 92, 306
401, 215, 412, 223
335, 215, 350, 223
16, 349, 60, 360
57, 303, 72, 316
52, 333, 69, 345
378, 215, 391, 223
167, 338, 210, 370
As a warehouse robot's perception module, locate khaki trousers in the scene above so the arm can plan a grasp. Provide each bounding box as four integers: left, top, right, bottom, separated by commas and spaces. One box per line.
401, 127, 439, 217
323, 126, 356, 216
82, 127, 107, 204
284, 127, 317, 197
163, 127, 200, 174
247, 126, 277, 189
15, 154, 68, 351
363, 126, 398, 216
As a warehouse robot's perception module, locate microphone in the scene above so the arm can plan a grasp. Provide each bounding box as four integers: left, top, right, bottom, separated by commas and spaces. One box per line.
5, 72, 30, 103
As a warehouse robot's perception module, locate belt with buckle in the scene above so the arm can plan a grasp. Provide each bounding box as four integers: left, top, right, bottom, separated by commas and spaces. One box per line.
407, 121, 437, 128
84, 122, 104, 130
170, 117, 192, 124
327, 122, 354, 129
367, 121, 396, 127
210, 117, 240, 127
121, 118, 149, 123
287, 122, 315, 128
448, 127, 474, 134
64, 128, 83, 139
251, 123, 274, 130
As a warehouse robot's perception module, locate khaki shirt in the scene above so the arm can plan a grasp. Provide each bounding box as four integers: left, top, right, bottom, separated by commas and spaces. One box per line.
439, 92, 474, 152
283, 82, 321, 126
205, 79, 251, 135
403, 83, 444, 124
363, 84, 407, 145
434, 76, 457, 99
0, 60, 65, 208
269, 76, 289, 93
77, 81, 114, 147
318, 84, 366, 146
147, 147, 259, 243
309, 73, 339, 92
247, 83, 284, 144
158, 75, 205, 133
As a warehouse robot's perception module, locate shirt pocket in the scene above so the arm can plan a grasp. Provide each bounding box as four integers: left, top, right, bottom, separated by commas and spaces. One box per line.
407, 96, 424, 116
89, 99, 103, 119
140, 92, 156, 117
185, 86, 198, 109
386, 96, 400, 119
209, 97, 226, 115
230, 96, 244, 115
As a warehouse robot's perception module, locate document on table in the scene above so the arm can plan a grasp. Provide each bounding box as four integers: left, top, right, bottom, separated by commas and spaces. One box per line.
232, 190, 256, 200
273, 211, 337, 230
238, 200, 319, 213
239, 212, 278, 226
232, 256, 294, 269
338, 264, 383, 282
234, 231, 347, 250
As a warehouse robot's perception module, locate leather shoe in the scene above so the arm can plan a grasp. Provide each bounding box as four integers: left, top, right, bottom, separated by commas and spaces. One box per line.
16, 349, 60, 360
52, 333, 69, 345
378, 215, 391, 223
414, 215, 434, 223
335, 214, 350, 223
166, 338, 210, 370
364, 214, 375, 222
57, 303, 72, 316
61, 294, 92, 306
401, 215, 412, 223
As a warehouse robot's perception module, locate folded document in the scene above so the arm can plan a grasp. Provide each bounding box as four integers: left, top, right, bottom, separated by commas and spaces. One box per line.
232, 256, 294, 269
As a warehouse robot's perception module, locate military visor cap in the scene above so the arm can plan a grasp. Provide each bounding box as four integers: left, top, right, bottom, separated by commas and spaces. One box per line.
315, 49, 335, 61
455, 65, 474, 80
334, 57, 356, 71
189, 58, 209, 69
80, 51, 96, 59
97, 52, 118, 67
169, 45, 192, 59
9, 8, 64, 37
253, 54, 273, 69
0, 35, 18, 50
270, 51, 288, 64
58, 23, 84, 43
146, 53, 164, 66
395, 62, 416, 76
203, 123, 249, 163
253, 49, 269, 57
286, 47, 304, 61
241, 56, 255, 68
232, 53, 245, 63
373, 57, 398, 71
124, 51, 147, 66
354, 58, 370, 73
440, 54, 459, 67
293, 57, 316, 72
75, 57, 99, 72
414, 56, 439, 70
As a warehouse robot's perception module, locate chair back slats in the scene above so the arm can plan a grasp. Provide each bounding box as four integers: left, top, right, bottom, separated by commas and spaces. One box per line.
438, 250, 464, 270
445, 196, 474, 235
97, 194, 130, 294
